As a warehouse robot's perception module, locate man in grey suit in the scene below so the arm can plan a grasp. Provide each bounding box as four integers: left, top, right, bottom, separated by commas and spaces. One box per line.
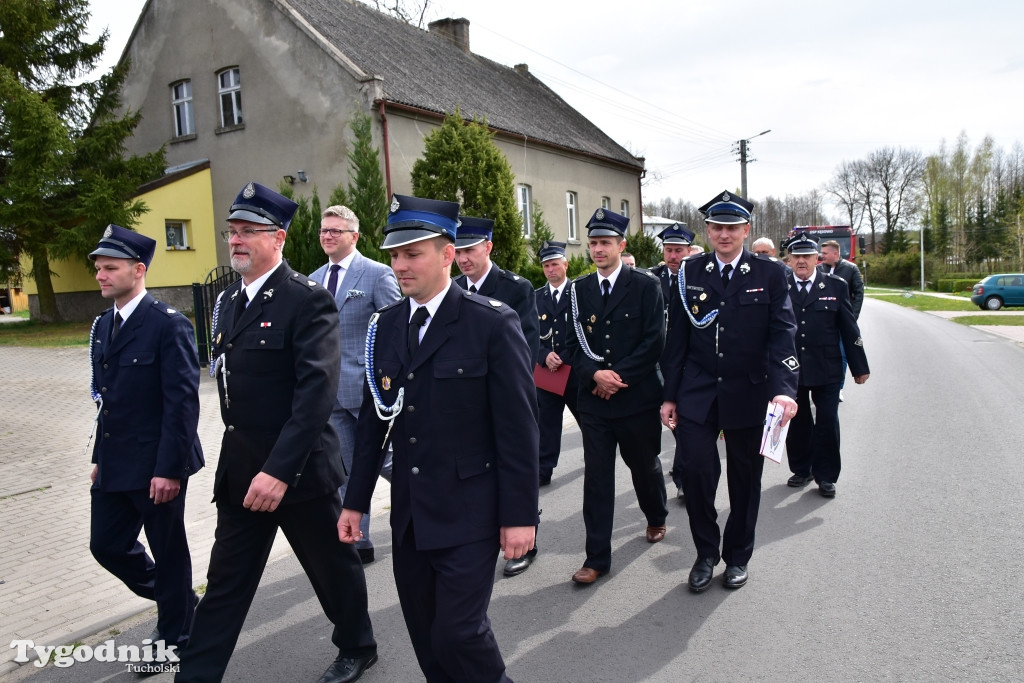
310, 204, 402, 564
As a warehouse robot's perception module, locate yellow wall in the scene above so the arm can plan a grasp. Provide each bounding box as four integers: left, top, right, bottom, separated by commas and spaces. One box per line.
23, 167, 218, 294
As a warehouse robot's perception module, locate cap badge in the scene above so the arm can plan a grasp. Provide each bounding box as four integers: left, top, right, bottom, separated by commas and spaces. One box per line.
390, 196, 400, 213
722, 192, 731, 202
595, 208, 605, 220
382, 376, 392, 390
243, 182, 256, 199
102, 225, 113, 238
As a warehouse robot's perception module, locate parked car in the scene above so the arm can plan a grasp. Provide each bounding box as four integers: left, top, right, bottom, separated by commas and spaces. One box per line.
971, 274, 1024, 310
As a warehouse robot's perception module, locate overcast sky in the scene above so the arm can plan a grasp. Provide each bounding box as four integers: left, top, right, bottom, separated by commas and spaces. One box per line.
88, 0, 1024, 216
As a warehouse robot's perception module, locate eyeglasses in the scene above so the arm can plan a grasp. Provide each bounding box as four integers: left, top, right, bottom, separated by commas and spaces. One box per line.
221, 228, 279, 241
318, 228, 357, 237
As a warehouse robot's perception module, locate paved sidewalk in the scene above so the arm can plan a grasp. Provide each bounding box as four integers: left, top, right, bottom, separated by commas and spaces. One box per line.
0, 346, 392, 676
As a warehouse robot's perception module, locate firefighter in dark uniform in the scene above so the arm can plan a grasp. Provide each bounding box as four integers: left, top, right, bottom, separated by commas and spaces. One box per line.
783, 233, 870, 498
565, 208, 669, 585
534, 240, 580, 489
660, 190, 799, 593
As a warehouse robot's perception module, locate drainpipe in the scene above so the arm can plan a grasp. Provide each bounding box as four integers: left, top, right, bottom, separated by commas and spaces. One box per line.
378, 100, 392, 197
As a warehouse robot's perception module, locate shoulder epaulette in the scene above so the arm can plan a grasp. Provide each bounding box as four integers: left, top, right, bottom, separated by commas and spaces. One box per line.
150, 299, 180, 316
376, 297, 406, 314
290, 272, 320, 289
461, 291, 505, 311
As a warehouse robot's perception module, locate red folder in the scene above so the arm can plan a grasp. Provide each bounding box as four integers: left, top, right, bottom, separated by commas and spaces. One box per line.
534, 362, 571, 396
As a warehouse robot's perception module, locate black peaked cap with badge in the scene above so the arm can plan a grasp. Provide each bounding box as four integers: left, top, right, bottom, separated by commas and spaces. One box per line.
585, 208, 629, 237
539, 241, 567, 262
89, 224, 157, 269
228, 181, 299, 230
455, 216, 494, 249
657, 223, 694, 245
698, 191, 754, 225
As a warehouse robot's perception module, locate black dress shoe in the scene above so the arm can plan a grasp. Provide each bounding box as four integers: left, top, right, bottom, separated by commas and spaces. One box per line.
688, 557, 717, 593
787, 474, 813, 487
539, 473, 552, 487
723, 565, 748, 589
317, 652, 378, 683
503, 547, 537, 576
357, 547, 375, 564
818, 481, 836, 498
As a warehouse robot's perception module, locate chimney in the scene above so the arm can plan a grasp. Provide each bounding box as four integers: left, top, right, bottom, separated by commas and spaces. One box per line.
428, 18, 470, 54
514, 64, 529, 75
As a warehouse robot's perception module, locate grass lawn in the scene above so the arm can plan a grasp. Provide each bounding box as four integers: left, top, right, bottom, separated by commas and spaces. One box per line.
951, 314, 1024, 327
865, 290, 977, 312
0, 319, 93, 347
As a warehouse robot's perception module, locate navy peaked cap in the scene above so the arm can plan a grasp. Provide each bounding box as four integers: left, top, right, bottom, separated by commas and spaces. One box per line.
585, 208, 629, 237
698, 190, 754, 225
455, 215, 494, 249
784, 233, 820, 255
89, 224, 157, 269
538, 240, 567, 262
382, 194, 461, 248
228, 181, 299, 231
658, 223, 694, 245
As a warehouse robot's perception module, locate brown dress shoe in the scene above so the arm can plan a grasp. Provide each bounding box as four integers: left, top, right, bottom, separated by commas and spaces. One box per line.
646, 525, 667, 543
571, 567, 604, 584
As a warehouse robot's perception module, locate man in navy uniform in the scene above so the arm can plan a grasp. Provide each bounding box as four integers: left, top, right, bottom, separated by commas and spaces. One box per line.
565, 208, 669, 585
88, 225, 203, 659
534, 240, 580, 487
178, 183, 376, 683
784, 234, 870, 497
660, 190, 799, 592
453, 216, 539, 361
309, 204, 402, 564
339, 195, 539, 682
819, 238, 865, 401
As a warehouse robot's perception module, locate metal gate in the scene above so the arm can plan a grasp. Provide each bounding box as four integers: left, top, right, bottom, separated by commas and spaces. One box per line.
192, 265, 238, 366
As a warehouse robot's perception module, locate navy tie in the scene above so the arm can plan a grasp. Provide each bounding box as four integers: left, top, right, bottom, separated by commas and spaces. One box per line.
409, 306, 429, 355
326, 263, 341, 297
111, 313, 123, 341
721, 264, 733, 288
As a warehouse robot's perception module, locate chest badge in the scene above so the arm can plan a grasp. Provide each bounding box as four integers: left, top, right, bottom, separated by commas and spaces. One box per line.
382, 376, 392, 391
589, 314, 597, 324
699, 293, 707, 301
692, 305, 700, 315
215, 332, 222, 345
541, 314, 548, 321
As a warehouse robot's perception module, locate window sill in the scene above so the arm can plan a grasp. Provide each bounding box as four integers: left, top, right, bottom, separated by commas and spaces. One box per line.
568, 239, 581, 245
170, 133, 197, 144
215, 123, 245, 135
166, 246, 193, 251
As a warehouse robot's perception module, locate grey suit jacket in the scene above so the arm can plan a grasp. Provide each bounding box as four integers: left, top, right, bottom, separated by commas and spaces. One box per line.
310, 250, 402, 411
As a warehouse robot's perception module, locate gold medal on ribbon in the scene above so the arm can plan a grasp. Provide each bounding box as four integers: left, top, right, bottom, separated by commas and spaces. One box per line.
692, 305, 699, 315
382, 376, 392, 390
586, 325, 593, 334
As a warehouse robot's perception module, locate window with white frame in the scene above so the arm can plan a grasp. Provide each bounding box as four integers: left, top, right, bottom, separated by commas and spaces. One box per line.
601, 196, 611, 210
517, 184, 533, 237
620, 200, 630, 219
165, 220, 189, 249
171, 80, 194, 137
217, 68, 242, 127
566, 191, 578, 241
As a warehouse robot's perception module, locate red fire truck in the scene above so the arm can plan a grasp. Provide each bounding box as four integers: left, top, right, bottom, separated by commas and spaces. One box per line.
785, 225, 864, 263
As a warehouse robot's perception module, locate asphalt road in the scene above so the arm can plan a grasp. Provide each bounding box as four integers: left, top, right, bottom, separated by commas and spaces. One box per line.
15, 297, 1024, 682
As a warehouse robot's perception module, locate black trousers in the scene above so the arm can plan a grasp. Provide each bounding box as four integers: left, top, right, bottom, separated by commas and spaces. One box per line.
786, 382, 843, 483
536, 376, 579, 479
393, 525, 510, 683
579, 409, 668, 573
675, 401, 765, 566
90, 480, 195, 647
175, 493, 376, 682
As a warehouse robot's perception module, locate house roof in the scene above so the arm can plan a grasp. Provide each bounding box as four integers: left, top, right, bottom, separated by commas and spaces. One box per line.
284, 0, 643, 170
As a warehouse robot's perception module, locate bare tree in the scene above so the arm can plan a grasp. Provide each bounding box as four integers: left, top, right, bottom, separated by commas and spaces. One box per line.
827, 160, 865, 233
370, 0, 432, 27
865, 147, 924, 253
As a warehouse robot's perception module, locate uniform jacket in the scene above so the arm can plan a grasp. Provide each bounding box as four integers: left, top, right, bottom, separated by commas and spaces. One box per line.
649, 264, 679, 333
819, 259, 864, 319
788, 273, 869, 386
661, 250, 799, 430
566, 265, 665, 418
454, 265, 539, 362
209, 263, 343, 505
90, 294, 203, 491
344, 285, 540, 551
309, 251, 401, 411
534, 282, 573, 367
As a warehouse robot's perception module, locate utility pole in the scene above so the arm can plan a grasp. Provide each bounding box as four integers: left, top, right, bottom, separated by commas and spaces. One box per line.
734, 129, 771, 197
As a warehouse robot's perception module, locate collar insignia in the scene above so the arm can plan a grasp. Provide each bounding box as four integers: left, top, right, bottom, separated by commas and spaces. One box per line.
739, 262, 751, 275
263, 288, 275, 299
705, 261, 715, 272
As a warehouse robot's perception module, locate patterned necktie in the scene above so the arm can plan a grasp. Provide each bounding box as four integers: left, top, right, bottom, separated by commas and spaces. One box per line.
721, 264, 733, 288
111, 312, 123, 341
409, 306, 429, 355
326, 263, 341, 297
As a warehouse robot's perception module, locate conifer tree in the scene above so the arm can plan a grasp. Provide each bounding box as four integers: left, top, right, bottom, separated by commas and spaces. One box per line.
411, 110, 526, 271
345, 113, 389, 263
0, 0, 165, 320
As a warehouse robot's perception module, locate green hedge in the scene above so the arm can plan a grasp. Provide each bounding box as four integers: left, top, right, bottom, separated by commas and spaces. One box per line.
935, 278, 982, 293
